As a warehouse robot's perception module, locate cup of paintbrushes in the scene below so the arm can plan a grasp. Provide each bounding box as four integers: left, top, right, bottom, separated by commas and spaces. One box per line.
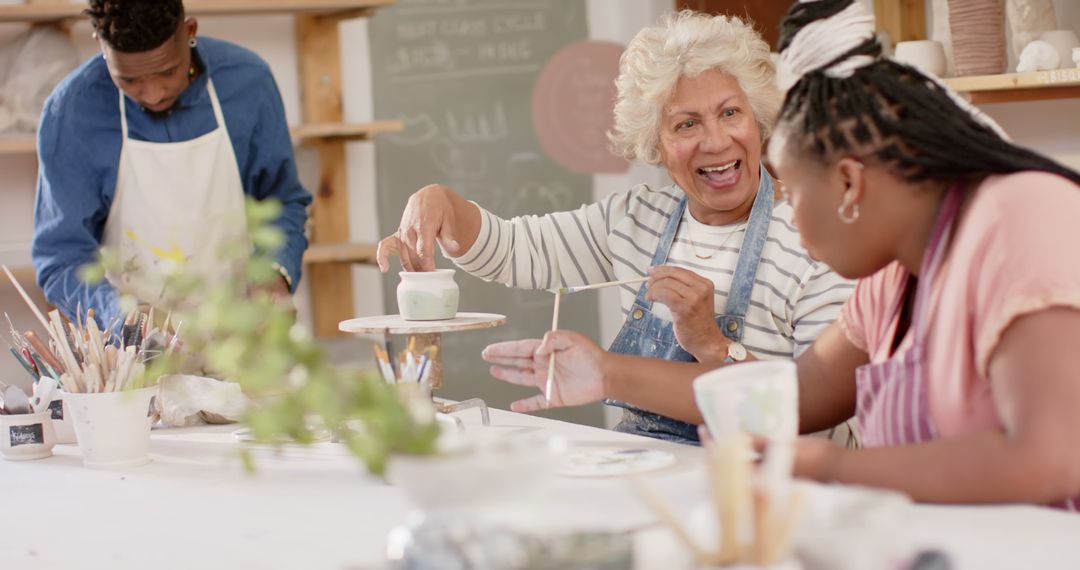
63, 385, 158, 469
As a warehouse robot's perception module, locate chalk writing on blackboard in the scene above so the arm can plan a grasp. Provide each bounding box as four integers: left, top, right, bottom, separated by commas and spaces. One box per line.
9, 423, 44, 447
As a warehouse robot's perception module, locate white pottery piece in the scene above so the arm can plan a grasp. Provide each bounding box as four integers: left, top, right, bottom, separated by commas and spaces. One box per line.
397, 269, 459, 321
1017, 39, 1061, 72
1039, 30, 1080, 69
1006, 0, 1059, 60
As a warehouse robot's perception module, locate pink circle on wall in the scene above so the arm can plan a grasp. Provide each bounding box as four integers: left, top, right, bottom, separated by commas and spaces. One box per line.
532, 41, 630, 175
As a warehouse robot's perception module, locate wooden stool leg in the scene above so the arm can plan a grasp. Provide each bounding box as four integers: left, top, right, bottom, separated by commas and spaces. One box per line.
409, 333, 443, 390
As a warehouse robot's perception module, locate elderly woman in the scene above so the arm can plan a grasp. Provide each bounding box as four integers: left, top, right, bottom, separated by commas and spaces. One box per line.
483, 0, 1080, 509
377, 11, 853, 444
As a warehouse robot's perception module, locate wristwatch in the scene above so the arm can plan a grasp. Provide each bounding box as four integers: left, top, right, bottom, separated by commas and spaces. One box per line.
723, 341, 747, 364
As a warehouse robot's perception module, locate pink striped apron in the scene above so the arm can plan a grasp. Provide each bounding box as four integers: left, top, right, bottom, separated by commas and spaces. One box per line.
854, 186, 1078, 512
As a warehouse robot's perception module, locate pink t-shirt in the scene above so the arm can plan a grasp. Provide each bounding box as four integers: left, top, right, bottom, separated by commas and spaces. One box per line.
840, 172, 1080, 438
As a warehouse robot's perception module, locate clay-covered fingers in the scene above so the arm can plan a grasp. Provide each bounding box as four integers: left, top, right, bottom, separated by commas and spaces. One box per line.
396, 184, 460, 271
376, 235, 404, 273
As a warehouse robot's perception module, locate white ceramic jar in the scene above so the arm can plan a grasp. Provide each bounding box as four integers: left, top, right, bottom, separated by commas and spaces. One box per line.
0, 410, 57, 461
397, 269, 460, 321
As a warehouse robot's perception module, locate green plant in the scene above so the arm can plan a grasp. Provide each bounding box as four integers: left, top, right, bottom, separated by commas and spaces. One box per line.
82, 199, 439, 474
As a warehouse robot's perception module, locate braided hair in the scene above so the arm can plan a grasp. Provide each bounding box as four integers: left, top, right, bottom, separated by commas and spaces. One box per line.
85, 0, 184, 54
774, 0, 1080, 187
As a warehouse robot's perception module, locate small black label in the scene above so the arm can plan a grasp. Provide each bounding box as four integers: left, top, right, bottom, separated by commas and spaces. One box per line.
9, 423, 44, 447
48, 399, 63, 421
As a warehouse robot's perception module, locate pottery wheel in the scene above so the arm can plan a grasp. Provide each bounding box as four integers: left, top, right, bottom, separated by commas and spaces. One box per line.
338, 313, 506, 335
338, 313, 506, 389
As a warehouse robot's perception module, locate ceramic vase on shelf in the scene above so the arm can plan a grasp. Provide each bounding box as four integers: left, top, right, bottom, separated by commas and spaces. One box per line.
397, 269, 459, 321
1006, 0, 1059, 61
947, 0, 1006, 76
1039, 30, 1080, 69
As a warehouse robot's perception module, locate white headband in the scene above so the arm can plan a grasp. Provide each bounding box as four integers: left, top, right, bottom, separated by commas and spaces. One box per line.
777, 0, 876, 91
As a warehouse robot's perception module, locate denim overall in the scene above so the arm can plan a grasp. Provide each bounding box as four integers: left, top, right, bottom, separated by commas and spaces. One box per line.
607, 167, 774, 443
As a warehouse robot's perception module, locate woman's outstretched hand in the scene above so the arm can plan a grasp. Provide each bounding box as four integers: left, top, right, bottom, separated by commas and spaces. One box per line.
482, 330, 607, 412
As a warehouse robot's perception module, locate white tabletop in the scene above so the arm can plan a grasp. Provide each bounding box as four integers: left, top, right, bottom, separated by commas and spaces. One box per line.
2, 407, 1079, 569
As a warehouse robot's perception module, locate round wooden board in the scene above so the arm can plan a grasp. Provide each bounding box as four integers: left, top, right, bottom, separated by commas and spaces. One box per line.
338, 312, 507, 335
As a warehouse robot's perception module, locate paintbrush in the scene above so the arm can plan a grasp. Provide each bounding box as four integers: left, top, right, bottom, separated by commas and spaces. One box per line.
2, 264, 52, 333
556, 276, 648, 295
544, 290, 562, 404
25, 331, 63, 375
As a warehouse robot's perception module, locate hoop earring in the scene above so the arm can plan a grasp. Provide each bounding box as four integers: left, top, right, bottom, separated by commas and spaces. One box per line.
189, 38, 198, 48
838, 203, 860, 224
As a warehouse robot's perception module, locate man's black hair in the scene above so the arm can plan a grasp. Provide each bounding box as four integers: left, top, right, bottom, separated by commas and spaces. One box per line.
85, 0, 184, 54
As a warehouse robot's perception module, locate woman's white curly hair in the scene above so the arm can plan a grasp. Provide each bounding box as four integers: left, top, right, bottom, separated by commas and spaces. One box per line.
608, 10, 781, 165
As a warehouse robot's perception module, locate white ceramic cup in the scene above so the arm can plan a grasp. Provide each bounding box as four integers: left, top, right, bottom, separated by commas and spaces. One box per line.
1074, 47, 1080, 69
894, 40, 948, 77
693, 360, 799, 441
397, 269, 460, 321
45, 393, 77, 444
1040, 30, 1080, 69
64, 386, 157, 469
0, 410, 57, 461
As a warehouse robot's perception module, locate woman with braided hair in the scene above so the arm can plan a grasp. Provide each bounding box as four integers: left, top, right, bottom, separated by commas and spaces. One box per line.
482, 0, 1080, 509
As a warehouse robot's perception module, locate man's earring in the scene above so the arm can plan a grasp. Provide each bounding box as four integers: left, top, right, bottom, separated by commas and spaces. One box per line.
189, 38, 198, 48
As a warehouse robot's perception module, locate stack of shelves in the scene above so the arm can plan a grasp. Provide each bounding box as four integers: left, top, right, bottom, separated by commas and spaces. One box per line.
0, 0, 398, 336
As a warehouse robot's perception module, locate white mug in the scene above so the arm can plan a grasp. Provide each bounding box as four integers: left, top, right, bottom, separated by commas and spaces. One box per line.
693, 360, 799, 441
894, 40, 948, 77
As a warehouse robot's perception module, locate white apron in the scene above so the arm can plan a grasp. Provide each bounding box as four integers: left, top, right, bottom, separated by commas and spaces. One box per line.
102, 79, 247, 305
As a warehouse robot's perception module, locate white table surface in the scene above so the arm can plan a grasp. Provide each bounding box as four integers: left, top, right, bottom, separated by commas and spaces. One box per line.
3, 406, 1079, 570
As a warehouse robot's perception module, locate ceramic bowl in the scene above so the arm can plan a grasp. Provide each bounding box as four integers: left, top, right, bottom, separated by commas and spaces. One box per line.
0, 410, 57, 460
894, 40, 948, 77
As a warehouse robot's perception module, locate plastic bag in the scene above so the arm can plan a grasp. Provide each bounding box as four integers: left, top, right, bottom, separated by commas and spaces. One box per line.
154, 374, 248, 427
0, 25, 79, 135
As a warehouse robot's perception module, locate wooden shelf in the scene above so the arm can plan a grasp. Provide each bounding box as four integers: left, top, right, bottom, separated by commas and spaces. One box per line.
0, 121, 403, 156
303, 242, 377, 265
0, 0, 393, 23
0, 136, 36, 155
943, 69, 1080, 104
291, 121, 403, 144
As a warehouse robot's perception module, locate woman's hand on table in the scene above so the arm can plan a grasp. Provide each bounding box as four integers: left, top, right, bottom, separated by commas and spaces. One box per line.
482, 330, 607, 412
646, 265, 729, 364
751, 434, 844, 482
376, 184, 465, 272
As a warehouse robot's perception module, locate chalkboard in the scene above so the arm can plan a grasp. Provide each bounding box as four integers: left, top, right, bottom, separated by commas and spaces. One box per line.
369, 0, 603, 426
